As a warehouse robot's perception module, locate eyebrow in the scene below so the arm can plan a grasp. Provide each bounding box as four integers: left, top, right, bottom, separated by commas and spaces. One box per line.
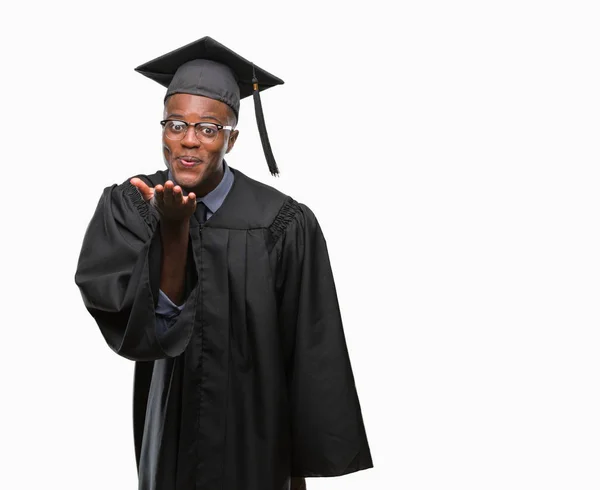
165, 113, 224, 124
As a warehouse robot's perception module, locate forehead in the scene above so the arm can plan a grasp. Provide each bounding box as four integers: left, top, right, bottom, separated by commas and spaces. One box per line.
164, 93, 231, 118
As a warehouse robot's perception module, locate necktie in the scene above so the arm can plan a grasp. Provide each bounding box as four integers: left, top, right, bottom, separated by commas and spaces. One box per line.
195, 201, 207, 225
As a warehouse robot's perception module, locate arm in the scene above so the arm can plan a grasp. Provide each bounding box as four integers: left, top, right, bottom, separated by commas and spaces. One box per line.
75, 178, 197, 360
145, 179, 194, 335
132, 178, 195, 305
274, 200, 373, 478
160, 218, 189, 304
290, 477, 307, 489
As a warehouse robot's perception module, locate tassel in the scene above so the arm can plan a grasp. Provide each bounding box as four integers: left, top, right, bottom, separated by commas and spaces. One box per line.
252, 63, 279, 176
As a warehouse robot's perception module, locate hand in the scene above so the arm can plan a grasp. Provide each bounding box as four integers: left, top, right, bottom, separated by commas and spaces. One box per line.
291, 477, 306, 490
130, 178, 196, 222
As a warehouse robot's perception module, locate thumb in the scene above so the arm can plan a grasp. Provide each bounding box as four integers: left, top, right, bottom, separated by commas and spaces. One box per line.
130, 178, 154, 201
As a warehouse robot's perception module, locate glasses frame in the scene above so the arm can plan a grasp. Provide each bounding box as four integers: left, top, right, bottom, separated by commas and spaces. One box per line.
160, 119, 234, 142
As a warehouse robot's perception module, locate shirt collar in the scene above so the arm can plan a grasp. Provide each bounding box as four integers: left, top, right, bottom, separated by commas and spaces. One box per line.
167, 161, 234, 215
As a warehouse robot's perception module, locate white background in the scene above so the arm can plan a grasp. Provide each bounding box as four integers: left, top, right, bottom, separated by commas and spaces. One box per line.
1, 0, 599, 489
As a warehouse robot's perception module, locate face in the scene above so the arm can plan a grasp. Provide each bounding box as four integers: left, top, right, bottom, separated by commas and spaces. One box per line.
162, 93, 239, 196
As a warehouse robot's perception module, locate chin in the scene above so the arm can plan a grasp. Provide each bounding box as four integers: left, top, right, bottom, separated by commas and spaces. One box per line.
171, 167, 203, 188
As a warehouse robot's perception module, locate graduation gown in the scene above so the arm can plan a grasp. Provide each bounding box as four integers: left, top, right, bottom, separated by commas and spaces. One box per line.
75, 165, 373, 490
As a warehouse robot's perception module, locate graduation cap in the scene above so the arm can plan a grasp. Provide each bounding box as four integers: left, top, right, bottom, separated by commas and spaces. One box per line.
135, 36, 284, 176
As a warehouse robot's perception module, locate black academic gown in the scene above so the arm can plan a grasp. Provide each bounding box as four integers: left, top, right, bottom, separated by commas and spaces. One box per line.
75, 165, 372, 490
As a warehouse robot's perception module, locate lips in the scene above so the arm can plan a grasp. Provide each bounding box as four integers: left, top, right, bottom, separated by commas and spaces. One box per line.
177, 156, 202, 167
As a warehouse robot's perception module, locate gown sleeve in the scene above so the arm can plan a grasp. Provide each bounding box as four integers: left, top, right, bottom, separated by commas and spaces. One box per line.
273, 199, 373, 478
75, 179, 197, 361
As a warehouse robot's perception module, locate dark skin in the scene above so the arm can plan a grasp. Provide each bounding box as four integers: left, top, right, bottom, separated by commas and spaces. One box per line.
131, 93, 239, 304
130, 93, 306, 489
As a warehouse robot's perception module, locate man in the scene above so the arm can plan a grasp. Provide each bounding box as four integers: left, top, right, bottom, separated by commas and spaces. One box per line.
75, 36, 372, 490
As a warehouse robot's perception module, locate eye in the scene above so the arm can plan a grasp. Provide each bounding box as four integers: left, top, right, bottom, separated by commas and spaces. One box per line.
167, 121, 186, 133
200, 125, 217, 136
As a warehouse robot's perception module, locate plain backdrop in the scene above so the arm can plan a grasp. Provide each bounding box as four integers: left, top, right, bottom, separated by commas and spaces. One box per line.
1, 1, 599, 489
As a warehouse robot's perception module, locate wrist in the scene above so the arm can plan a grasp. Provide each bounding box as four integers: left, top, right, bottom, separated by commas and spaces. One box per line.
160, 217, 189, 238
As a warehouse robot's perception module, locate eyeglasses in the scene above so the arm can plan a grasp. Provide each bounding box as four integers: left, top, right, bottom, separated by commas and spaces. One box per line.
160, 119, 234, 143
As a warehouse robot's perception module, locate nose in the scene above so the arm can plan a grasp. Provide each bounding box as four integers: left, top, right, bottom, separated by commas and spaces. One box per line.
180, 127, 202, 148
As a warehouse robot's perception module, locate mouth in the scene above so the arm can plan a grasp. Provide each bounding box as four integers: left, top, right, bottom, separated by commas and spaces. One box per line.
177, 156, 203, 168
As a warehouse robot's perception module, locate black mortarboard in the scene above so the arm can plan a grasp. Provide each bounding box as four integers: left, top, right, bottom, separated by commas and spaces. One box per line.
134, 36, 284, 176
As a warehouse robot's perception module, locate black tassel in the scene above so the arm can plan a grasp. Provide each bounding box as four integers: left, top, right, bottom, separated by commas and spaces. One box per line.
252, 63, 279, 176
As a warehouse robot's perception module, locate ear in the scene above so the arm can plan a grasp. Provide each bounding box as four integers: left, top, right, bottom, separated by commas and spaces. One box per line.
225, 130, 239, 154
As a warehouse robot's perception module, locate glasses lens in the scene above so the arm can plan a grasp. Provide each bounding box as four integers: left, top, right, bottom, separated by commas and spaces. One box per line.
164, 120, 187, 140
195, 123, 219, 143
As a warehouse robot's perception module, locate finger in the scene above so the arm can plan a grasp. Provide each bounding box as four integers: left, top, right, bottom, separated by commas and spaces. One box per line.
163, 180, 174, 206
130, 178, 153, 201
186, 193, 197, 210
172, 185, 183, 205
130, 177, 147, 190
154, 184, 164, 205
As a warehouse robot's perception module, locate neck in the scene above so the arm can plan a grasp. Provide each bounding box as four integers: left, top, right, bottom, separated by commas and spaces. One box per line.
191, 161, 225, 198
